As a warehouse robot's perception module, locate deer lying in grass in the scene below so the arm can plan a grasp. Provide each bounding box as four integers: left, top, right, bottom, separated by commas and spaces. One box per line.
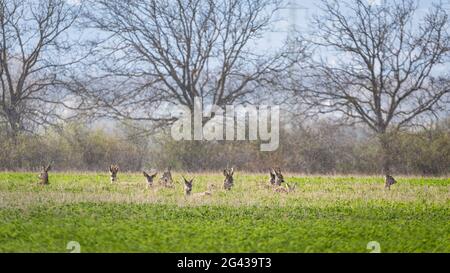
270, 168, 285, 186
268, 168, 295, 193
385, 174, 397, 190
269, 170, 276, 186
159, 167, 174, 188
223, 168, 234, 190
143, 171, 158, 187
183, 177, 194, 196
39, 164, 51, 185
183, 177, 215, 197
274, 183, 296, 194
109, 165, 119, 183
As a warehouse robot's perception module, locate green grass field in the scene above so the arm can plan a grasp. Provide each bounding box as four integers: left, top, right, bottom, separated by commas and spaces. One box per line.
0, 172, 449, 253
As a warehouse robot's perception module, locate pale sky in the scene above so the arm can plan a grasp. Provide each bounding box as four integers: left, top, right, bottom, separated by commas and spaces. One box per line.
258, 0, 442, 51
67, 0, 445, 53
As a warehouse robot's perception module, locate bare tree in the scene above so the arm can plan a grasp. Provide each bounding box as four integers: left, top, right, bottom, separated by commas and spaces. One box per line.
80, 0, 297, 128
296, 0, 450, 174
0, 0, 85, 138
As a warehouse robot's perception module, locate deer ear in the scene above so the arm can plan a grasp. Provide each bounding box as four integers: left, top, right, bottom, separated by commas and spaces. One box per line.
223, 169, 228, 176
46, 165, 52, 172
230, 168, 234, 176
151, 172, 158, 178
143, 171, 148, 177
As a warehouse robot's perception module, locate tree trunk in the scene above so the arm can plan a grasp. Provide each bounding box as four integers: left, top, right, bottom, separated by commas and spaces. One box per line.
5, 108, 23, 170
5, 107, 21, 140
378, 132, 392, 175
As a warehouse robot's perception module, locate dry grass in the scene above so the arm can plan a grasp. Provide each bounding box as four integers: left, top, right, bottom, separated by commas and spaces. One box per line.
0, 172, 448, 209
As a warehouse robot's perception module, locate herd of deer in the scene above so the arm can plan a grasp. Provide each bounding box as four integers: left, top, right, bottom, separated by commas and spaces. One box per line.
37, 164, 398, 194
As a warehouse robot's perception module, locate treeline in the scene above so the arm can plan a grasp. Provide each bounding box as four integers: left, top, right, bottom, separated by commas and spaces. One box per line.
1, 0, 450, 175
1, 120, 448, 176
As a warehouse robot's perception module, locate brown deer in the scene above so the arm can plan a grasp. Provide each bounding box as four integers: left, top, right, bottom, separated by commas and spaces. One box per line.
223, 168, 234, 190
109, 165, 119, 183
183, 177, 214, 197
385, 174, 397, 190
274, 183, 296, 194
143, 171, 158, 187
159, 167, 174, 188
272, 167, 284, 186
269, 169, 276, 186
39, 164, 52, 185
183, 176, 194, 196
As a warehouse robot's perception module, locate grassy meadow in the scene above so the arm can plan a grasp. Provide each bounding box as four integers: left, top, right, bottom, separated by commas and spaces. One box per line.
0, 172, 449, 253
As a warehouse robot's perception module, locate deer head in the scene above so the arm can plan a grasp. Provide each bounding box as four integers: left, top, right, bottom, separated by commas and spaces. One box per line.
183, 176, 194, 196
207, 184, 217, 192
160, 167, 174, 187
385, 175, 397, 190
223, 168, 234, 190
286, 183, 296, 192
39, 164, 51, 185
273, 167, 284, 186
269, 169, 277, 185
143, 171, 158, 187
109, 165, 119, 183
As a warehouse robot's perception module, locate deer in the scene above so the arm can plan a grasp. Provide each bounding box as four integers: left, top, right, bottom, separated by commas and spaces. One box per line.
159, 167, 174, 188
269, 169, 276, 186
274, 183, 296, 194
223, 168, 234, 190
385, 174, 397, 190
38, 164, 52, 185
270, 168, 284, 186
183, 177, 214, 197
143, 171, 158, 187
183, 176, 194, 196
109, 165, 119, 183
